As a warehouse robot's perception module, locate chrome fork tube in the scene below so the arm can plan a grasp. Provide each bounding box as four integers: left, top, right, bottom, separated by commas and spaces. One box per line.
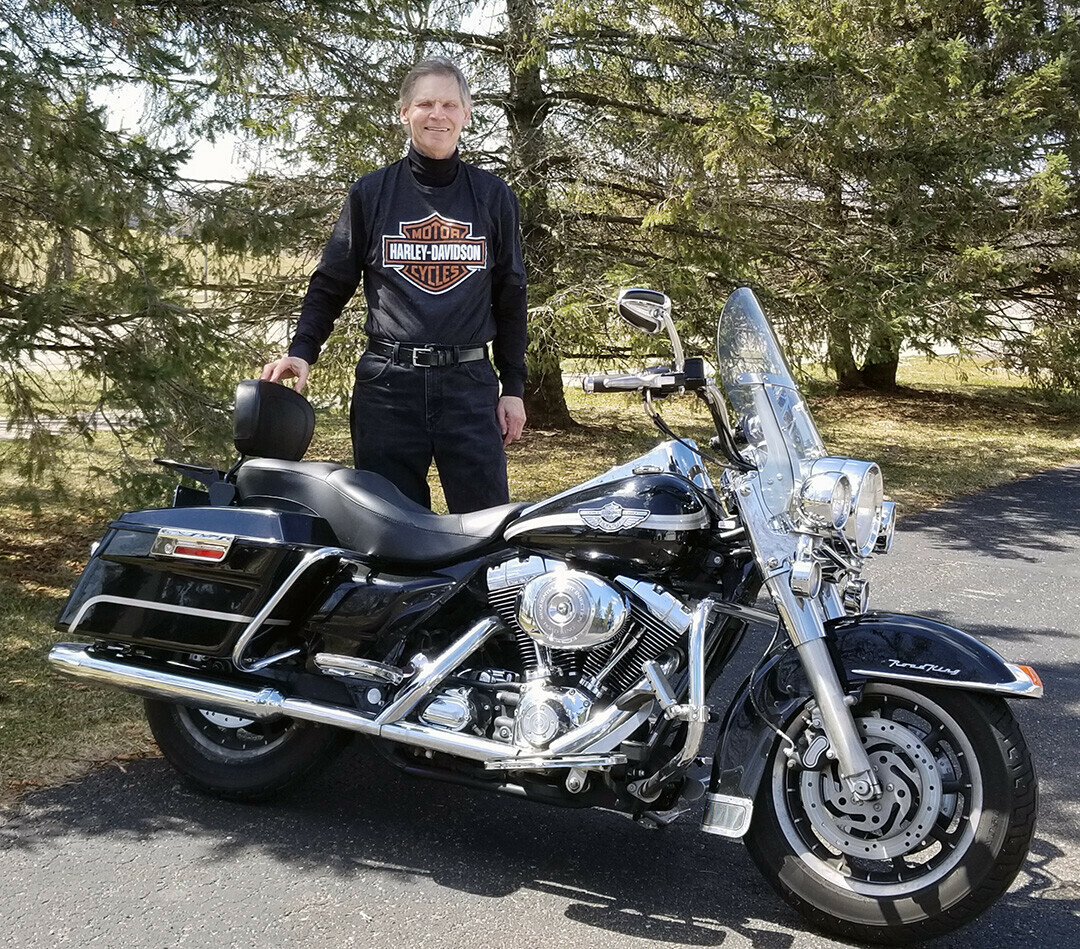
769, 580, 881, 800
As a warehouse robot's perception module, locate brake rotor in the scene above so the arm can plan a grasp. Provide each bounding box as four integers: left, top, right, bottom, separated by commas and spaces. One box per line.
798, 717, 943, 859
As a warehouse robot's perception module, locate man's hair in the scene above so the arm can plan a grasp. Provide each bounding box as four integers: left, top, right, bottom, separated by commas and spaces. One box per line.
399, 58, 472, 111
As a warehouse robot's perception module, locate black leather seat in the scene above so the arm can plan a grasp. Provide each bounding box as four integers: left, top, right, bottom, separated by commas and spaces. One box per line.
234, 458, 526, 565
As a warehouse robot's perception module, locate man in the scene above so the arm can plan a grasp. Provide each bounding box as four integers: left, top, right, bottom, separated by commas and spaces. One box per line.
261, 58, 527, 514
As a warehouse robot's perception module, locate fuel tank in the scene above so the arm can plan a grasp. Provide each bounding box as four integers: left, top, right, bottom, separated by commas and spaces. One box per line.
503, 472, 711, 573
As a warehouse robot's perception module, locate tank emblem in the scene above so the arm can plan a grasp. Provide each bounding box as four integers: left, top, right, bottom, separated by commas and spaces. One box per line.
580, 502, 651, 533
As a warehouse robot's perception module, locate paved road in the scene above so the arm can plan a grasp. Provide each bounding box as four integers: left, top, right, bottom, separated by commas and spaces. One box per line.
3, 467, 1079, 948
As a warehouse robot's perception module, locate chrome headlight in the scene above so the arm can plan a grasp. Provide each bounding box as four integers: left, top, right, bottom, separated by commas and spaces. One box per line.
797, 470, 852, 531
841, 461, 884, 556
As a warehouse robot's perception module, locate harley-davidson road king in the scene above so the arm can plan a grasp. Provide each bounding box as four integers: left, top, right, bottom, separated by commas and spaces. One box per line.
49, 287, 1041, 943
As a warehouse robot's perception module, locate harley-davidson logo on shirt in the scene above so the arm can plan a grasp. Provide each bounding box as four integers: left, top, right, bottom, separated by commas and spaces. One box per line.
382, 213, 488, 294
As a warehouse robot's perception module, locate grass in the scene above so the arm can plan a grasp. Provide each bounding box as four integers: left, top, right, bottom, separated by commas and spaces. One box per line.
2, 356, 1079, 806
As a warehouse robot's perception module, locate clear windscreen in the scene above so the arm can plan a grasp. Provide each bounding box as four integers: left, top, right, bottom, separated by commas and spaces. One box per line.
715, 288, 826, 515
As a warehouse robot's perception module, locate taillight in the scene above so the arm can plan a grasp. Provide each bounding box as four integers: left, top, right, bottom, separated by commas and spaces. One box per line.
151, 529, 234, 563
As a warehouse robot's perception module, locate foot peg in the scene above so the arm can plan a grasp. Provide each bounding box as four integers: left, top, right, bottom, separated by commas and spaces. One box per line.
313, 654, 405, 684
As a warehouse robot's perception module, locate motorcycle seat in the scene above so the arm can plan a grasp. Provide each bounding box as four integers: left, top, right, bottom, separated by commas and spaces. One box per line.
234, 458, 526, 564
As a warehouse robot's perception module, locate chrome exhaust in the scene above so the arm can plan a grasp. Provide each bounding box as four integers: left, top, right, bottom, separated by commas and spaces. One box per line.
48, 642, 517, 764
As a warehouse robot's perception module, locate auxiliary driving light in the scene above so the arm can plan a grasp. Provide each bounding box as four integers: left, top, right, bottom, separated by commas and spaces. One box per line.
874, 501, 896, 554
798, 470, 852, 531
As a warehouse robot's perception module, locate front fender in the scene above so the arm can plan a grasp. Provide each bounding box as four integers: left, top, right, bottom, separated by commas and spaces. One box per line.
824, 611, 1042, 699
704, 611, 1042, 834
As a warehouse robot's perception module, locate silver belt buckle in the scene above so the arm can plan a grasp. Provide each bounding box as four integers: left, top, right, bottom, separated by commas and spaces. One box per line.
411, 346, 435, 367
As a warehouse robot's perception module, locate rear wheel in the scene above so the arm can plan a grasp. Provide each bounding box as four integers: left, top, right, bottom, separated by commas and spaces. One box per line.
744, 683, 1037, 944
145, 699, 350, 801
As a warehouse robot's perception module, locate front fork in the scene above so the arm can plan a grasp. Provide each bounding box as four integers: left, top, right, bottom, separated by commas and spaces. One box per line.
768, 577, 881, 800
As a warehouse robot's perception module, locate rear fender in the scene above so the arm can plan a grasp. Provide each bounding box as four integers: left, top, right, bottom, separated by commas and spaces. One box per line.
704, 611, 1042, 835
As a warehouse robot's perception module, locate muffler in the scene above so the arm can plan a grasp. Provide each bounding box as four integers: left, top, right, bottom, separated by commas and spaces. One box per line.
47, 642, 517, 763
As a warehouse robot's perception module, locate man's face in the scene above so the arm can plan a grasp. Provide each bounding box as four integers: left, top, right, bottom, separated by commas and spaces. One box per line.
400, 73, 471, 160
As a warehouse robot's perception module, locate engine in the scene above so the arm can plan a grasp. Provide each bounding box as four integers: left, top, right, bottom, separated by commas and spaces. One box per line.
417, 556, 693, 751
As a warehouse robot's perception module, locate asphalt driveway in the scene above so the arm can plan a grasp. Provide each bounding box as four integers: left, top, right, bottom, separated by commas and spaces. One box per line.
2, 465, 1078, 949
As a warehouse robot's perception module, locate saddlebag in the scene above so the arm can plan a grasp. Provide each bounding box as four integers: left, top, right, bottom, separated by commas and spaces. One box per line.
56, 506, 339, 656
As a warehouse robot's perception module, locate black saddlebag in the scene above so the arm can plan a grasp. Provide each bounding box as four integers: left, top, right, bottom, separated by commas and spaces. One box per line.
56, 506, 339, 656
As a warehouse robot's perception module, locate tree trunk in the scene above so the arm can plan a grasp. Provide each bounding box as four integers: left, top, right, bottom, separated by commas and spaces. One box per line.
827, 321, 863, 390
861, 321, 901, 391
504, 0, 576, 429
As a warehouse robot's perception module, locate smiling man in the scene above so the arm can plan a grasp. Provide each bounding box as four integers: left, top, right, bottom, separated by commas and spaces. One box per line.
261, 59, 527, 514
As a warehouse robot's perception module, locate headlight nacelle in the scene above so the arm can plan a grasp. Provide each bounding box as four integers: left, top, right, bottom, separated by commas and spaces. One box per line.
803, 458, 885, 556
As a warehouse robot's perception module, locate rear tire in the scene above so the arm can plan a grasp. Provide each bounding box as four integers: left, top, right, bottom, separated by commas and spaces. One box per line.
743, 683, 1037, 944
145, 699, 350, 801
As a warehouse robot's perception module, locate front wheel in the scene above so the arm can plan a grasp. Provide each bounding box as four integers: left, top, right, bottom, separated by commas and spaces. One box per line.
145, 699, 350, 801
744, 683, 1037, 944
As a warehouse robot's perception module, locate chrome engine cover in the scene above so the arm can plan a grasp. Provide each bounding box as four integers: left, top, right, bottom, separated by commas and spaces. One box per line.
517, 569, 629, 650
418, 688, 476, 732
514, 681, 592, 749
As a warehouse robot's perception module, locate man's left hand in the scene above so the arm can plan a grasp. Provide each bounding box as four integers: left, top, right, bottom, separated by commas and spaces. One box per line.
497, 396, 526, 447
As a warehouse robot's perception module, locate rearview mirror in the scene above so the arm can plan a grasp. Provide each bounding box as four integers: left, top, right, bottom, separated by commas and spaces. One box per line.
617, 288, 671, 334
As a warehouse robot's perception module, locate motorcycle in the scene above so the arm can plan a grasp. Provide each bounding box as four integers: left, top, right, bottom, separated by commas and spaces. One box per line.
49, 287, 1041, 943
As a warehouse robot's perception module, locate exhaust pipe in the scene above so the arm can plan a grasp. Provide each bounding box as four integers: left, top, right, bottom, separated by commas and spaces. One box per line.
48, 642, 517, 764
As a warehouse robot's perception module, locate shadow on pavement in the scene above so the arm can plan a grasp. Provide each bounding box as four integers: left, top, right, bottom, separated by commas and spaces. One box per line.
899, 464, 1080, 563
3, 721, 1077, 948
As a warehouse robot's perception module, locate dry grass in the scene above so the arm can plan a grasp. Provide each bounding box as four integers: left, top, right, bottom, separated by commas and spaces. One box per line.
1, 356, 1078, 806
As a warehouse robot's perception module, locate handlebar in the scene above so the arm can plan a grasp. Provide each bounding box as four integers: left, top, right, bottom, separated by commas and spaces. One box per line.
583, 360, 708, 396
583, 371, 681, 394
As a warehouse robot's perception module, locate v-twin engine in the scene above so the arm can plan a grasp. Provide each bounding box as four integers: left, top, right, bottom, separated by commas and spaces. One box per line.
415, 556, 693, 752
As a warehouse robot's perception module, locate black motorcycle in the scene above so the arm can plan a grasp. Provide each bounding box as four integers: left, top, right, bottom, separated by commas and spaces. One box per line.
50, 287, 1041, 943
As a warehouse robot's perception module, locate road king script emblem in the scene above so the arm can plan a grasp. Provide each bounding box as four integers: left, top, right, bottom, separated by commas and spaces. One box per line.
580, 502, 651, 533
383, 213, 488, 294
885, 659, 961, 676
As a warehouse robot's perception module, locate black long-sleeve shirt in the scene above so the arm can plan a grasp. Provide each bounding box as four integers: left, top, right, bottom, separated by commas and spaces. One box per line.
288, 146, 528, 397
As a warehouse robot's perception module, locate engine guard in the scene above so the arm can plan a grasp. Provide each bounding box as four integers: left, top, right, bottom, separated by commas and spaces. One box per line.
702, 611, 1042, 837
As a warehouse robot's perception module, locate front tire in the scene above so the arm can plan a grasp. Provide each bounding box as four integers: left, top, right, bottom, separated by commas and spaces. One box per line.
145, 699, 350, 801
744, 683, 1037, 944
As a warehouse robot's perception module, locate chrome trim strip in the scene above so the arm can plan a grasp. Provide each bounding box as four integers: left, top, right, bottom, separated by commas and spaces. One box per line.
69, 595, 253, 633
505, 511, 708, 539
850, 666, 1044, 699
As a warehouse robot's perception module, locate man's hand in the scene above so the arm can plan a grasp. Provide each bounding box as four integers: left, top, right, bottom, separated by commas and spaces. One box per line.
261, 356, 312, 393
497, 395, 526, 447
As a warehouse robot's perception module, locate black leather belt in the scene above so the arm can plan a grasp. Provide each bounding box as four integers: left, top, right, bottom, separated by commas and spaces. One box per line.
367, 338, 488, 368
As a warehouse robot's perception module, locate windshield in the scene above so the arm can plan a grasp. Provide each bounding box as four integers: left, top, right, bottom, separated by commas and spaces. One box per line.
715, 288, 826, 515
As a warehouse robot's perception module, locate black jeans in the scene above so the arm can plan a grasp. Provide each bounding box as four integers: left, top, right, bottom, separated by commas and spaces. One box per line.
349, 350, 509, 514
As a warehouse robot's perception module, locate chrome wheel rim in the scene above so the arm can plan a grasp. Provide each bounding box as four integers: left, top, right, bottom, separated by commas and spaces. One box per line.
773, 684, 982, 897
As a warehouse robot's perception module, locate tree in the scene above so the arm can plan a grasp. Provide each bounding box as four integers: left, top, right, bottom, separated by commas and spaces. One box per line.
682, 0, 1080, 390
0, 1, 388, 481
4, 0, 1077, 499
